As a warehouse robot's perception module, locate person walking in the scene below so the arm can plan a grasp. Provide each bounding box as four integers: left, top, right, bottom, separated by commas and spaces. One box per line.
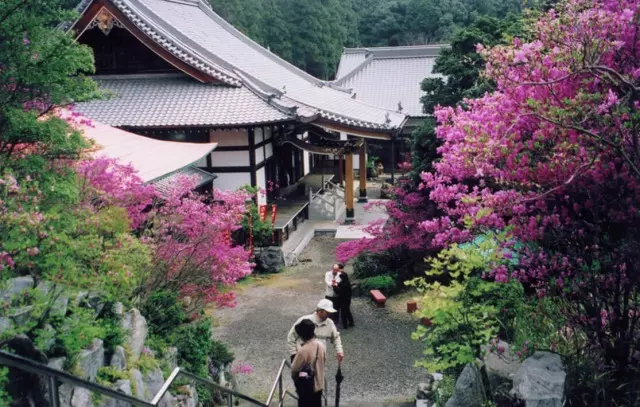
290, 319, 326, 407
324, 264, 342, 325
335, 263, 354, 329
287, 299, 344, 364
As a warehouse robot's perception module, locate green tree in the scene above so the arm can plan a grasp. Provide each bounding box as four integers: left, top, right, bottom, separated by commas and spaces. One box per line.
281, 0, 357, 79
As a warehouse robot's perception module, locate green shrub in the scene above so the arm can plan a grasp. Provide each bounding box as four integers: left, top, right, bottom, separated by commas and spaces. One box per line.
97, 366, 129, 383
359, 275, 396, 296
171, 319, 233, 376
353, 252, 393, 279
141, 291, 185, 337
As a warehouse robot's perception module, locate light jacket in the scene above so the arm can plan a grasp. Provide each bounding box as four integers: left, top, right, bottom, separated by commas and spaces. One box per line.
290, 339, 326, 393
287, 313, 343, 357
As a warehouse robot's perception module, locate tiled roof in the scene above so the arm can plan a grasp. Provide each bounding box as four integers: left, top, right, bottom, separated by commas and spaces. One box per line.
85, 0, 406, 132
151, 166, 216, 198
333, 45, 447, 117
75, 75, 290, 127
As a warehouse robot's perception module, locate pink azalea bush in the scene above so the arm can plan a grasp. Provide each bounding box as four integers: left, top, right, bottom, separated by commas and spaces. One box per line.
417, 0, 640, 393
78, 157, 252, 308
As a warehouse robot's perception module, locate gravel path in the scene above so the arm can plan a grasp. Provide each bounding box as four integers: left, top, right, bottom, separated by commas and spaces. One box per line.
212, 237, 429, 405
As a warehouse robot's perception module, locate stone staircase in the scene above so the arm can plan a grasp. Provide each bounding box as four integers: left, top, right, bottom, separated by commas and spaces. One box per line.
308, 188, 345, 221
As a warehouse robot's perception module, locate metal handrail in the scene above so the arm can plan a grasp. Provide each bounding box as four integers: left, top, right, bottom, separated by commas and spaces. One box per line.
0, 350, 289, 407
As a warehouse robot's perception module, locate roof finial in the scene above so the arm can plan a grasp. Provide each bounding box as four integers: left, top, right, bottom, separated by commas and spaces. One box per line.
384, 112, 391, 125
351, 92, 357, 99
282, 85, 287, 94
397, 101, 403, 112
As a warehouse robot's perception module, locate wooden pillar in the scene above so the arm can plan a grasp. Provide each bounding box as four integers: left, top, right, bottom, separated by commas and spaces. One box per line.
358, 140, 368, 202
345, 152, 355, 223
390, 134, 395, 184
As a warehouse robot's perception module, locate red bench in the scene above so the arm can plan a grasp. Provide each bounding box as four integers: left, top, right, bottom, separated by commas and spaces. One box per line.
370, 289, 386, 307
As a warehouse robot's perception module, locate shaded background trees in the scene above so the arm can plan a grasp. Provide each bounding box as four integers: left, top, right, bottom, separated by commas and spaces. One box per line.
209, 0, 524, 79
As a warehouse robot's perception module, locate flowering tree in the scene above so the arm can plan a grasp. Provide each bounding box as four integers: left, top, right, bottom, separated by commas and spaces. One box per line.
419, 0, 640, 395
79, 158, 253, 309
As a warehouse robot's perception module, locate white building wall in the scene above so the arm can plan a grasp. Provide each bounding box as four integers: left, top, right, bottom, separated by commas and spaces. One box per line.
255, 127, 264, 144
214, 173, 251, 192
256, 167, 267, 205
265, 143, 273, 159
303, 151, 310, 175
210, 150, 250, 167
209, 129, 248, 146
255, 147, 265, 165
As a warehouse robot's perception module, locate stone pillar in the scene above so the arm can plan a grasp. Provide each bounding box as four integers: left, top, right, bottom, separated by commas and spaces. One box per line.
358, 140, 368, 203
345, 152, 355, 223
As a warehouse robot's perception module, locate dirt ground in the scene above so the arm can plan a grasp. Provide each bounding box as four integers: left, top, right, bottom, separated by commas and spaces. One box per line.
211, 237, 430, 405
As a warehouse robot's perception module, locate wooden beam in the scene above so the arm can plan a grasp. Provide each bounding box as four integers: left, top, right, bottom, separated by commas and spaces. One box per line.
314, 120, 393, 140
72, 0, 220, 84
345, 153, 355, 223
358, 140, 367, 203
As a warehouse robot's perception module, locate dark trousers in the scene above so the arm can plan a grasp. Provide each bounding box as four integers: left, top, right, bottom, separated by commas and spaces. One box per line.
325, 296, 339, 324
339, 298, 354, 327
295, 383, 322, 407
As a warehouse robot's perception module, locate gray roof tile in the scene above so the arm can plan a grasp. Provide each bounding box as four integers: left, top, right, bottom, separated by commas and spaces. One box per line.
334, 46, 447, 117
76, 75, 290, 127
101, 0, 406, 131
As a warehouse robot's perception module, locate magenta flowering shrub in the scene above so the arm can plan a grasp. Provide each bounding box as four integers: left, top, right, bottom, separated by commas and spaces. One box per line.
418, 0, 640, 391
78, 158, 252, 308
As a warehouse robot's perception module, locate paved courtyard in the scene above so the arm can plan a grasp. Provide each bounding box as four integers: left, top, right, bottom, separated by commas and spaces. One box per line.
211, 237, 429, 405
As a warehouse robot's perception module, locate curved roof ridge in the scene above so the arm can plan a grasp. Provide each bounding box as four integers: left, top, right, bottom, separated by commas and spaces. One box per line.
196, 0, 329, 87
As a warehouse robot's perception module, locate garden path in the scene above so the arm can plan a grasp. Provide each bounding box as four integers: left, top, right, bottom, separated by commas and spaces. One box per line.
211, 237, 429, 405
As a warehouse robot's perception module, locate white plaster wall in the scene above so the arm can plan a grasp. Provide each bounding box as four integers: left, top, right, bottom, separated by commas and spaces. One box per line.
265, 142, 273, 159
303, 151, 310, 175
213, 173, 251, 192
256, 167, 267, 205
255, 147, 265, 165
255, 128, 264, 144
353, 153, 367, 170
211, 150, 250, 167
209, 129, 248, 146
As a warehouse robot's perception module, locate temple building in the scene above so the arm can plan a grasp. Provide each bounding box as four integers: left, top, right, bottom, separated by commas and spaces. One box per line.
333, 45, 446, 167
69, 0, 407, 237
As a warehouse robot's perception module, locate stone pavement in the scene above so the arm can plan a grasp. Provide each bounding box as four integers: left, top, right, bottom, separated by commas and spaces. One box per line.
213, 237, 429, 405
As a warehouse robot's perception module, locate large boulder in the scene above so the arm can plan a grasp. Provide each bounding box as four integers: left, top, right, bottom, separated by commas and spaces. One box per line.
174, 385, 198, 407
445, 364, 485, 407
143, 366, 165, 401
97, 379, 132, 407
129, 369, 146, 400
71, 387, 94, 407
110, 346, 127, 371
121, 309, 148, 362
484, 341, 523, 392
511, 352, 566, 407
1, 276, 34, 301
76, 338, 105, 382
36, 281, 69, 317
254, 246, 285, 274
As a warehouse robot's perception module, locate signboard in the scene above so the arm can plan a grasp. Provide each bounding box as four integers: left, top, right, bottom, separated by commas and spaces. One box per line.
270, 204, 277, 244
259, 204, 268, 222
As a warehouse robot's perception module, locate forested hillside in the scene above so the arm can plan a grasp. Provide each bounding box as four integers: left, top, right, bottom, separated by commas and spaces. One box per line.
210, 0, 523, 79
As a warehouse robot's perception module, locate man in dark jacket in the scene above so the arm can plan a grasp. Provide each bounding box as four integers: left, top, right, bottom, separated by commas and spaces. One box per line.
335, 263, 354, 328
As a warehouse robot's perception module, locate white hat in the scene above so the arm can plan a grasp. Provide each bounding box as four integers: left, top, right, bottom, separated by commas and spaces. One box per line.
317, 299, 337, 313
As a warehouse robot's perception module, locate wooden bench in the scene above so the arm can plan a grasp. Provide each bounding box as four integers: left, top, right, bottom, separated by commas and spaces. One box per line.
370, 289, 386, 307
